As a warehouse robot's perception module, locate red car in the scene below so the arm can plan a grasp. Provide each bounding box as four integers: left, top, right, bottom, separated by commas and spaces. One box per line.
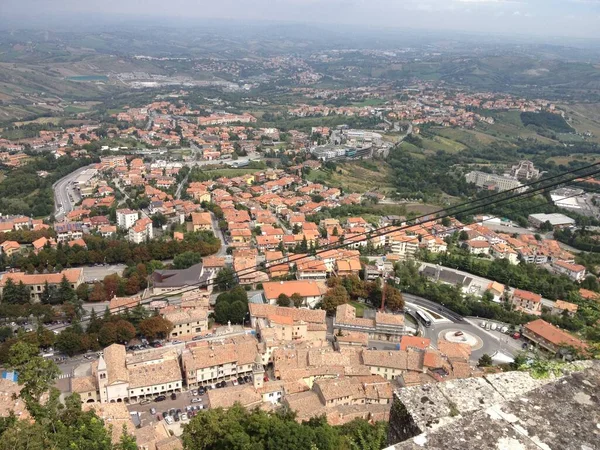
264, 375, 269, 382
512, 332, 521, 339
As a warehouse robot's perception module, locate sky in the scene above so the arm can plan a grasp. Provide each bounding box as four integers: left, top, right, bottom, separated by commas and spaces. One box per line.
2, 0, 600, 39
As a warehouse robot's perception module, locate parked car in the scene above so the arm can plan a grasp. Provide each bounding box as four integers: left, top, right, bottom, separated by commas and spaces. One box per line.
480, 321, 487, 328
174, 414, 180, 422
454, 331, 464, 336
491, 323, 498, 331
191, 390, 198, 396
171, 393, 177, 400
191, 398, 202, 403
233, 379, 239, 386
164, 416, 173, 425
140, 398, 152, 405
512, 332, 521, 339
181, 413, 188, 421
500, 326, 509, 334
156, 413, 162, 421
154, 395, 166, 402
198, 387, 206, 395
264, 375, 269, 382
150, 407, 156, 415
522, 343, 528, 349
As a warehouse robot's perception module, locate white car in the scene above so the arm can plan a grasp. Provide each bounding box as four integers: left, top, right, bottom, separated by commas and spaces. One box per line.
180, 413, 188, 421
191, 397, 203, 403
233, 379, 238, 386
480, 321, 487, 328
500, 326, 509, 333
191, 390, 198, 396
164, 416, 173, 425
491, 323, 498, 331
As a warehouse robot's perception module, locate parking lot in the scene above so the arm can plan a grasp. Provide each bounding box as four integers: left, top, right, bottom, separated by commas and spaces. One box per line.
127, 389, 208, 430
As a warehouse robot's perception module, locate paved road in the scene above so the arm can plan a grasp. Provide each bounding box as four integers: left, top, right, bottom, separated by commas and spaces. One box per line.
210, 212, 228, 257
53, 165, 93, 220
402, 293, 518, 361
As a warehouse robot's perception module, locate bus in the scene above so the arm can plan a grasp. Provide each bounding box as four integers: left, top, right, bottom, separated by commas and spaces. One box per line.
415, 310, 432, 328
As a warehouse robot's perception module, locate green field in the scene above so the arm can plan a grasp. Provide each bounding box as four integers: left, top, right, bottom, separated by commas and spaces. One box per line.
350, 301, 367, 318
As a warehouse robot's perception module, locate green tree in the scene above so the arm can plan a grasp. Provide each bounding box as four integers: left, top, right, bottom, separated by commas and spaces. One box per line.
321, 286, 350, 314
291, 293, 303, 308
55, 330, 82, 356
215, 267, 237, 291
277, 293, 291, 307
173, 251, 203, 270
7, 341, 60, 417
478, 353, 493, 367
76, 283, 89, 302
1, 278, 29, 304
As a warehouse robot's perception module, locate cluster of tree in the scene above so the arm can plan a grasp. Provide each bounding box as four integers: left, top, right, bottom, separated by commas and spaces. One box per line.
421, 249, 583, 301
213, 287, 248, 325
320, 275, 404, 314
172, 251, 203, 270
8, 231, 219, 272
1, 274, 82, 316
520, 111, 574, 133
0, 341, 136, 449
0, 153, 97, 217
182, 403, 388, 450
555, 228, 600, 254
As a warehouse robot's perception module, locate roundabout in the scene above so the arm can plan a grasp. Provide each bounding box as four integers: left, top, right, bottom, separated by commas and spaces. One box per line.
439, 329, 483, 351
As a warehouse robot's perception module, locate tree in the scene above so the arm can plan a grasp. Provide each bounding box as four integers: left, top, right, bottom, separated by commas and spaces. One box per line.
321, 286, 350, 314
340, 419, 389, 450
115, 319, 136, 343
151, 213, 167, 228
173, 251, 203, 270
482, 290, 494, 303
55, 330, 82, 356
7, 341, 60, 417
98, 322, 118, 347
58, 275, 77, 304
1, 278, 29, 304
89, 283, 108, 302
114, 425, 138, 450
458, 230, 469, 241
277, 293, 291, 307
383, 284, 404, 311
478, 353, 493, 367
76, 283, 89, 302
215, 267, 237, 291
291, 293, 303, 308
139, 316, 174, 340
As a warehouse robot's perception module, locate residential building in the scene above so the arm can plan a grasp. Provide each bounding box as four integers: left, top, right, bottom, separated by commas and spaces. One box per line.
551, 300, 578, 317
162, 308, 208, 340
511, 289, 542, 316
465, 171, 523, 192
189, 212, 213, 232
262, 280, 327, 308
333, 304, 406, 342
0, 240, 20, 258
181, 335, 259, 387
116, 209, 139, 230
128, 217, 153, 243
0, 268, 84, 302
464, 239, 490, 255
55, 222, 84, 242
522, 319, 587, 354
552, 260, 586, 282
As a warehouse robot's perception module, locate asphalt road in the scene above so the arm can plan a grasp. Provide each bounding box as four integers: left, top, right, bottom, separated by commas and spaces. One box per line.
402, 293, 518, 361
53, 165, 93, 220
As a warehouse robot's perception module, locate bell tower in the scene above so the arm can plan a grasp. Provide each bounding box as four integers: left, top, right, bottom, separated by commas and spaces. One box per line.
252, 353, 265, 389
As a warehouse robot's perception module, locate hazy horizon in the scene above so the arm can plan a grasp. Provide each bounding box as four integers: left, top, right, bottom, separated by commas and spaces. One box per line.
2, 0, 600, 41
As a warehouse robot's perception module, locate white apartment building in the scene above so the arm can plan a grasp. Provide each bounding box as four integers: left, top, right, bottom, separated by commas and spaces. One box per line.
116, 209, 139, 230
128, 218, 153, 243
